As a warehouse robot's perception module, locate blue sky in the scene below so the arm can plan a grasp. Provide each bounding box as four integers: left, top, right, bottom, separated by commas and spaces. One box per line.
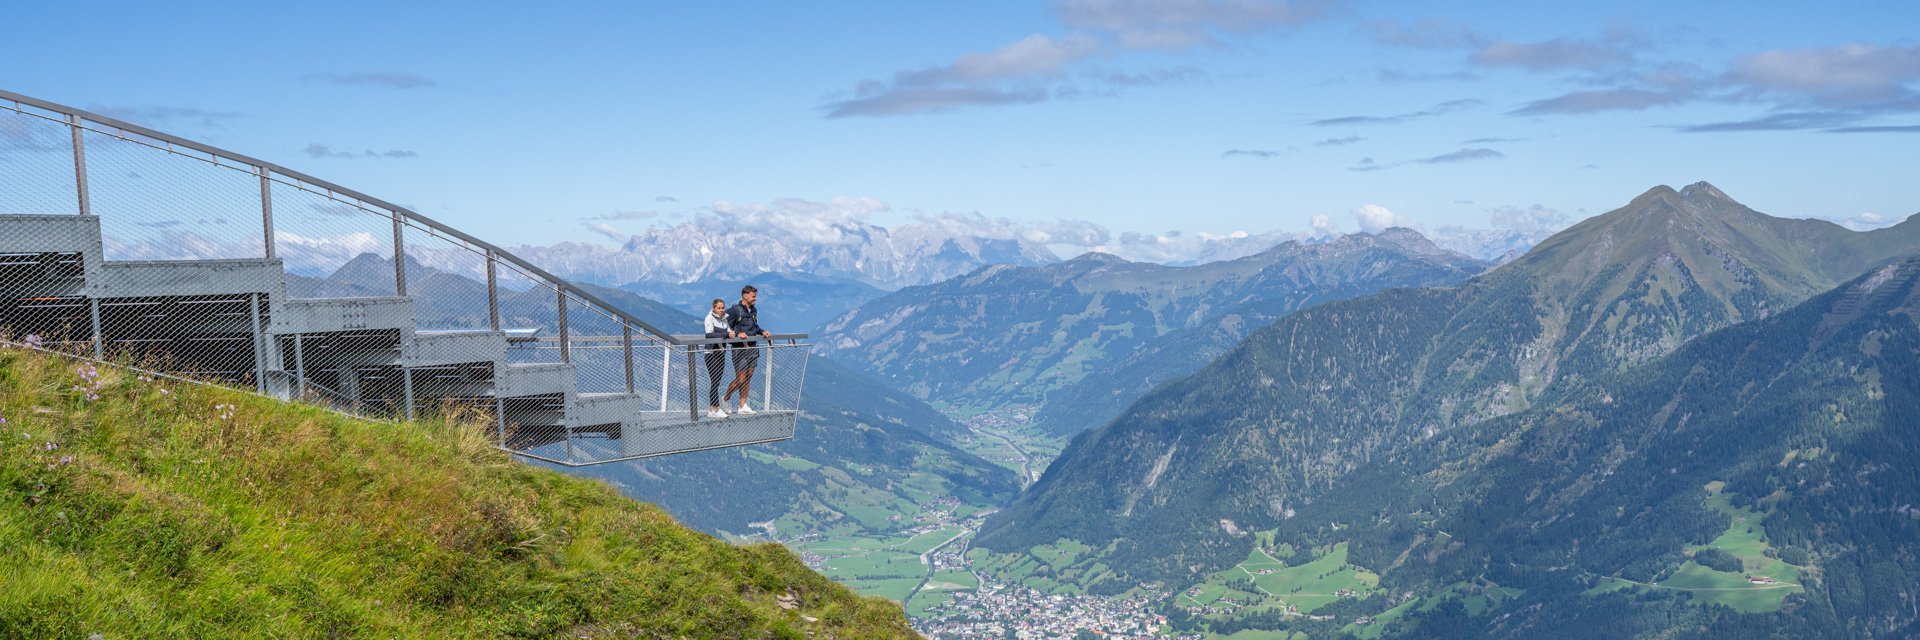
3, 0, 1918, 249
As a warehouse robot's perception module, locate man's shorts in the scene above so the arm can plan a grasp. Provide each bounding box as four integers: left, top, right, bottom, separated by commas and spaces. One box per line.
732, 343, 761, 371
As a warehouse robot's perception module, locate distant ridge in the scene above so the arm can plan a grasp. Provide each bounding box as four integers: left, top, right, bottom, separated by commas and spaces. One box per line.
816, 228, 1490, 435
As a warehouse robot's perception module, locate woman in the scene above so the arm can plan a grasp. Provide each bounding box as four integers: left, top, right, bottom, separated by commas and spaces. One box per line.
702, 298, 731, 419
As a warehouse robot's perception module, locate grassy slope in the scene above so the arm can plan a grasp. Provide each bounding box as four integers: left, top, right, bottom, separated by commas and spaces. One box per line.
0, 347, 913, 638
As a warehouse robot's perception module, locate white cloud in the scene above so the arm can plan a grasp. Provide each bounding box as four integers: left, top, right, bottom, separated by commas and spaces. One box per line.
944, 34, 1102, 82
1835, 211, 1909, 231
703, 196, 892, 244
582, 222, 625, 242
1728, 43, 1920, 104
1090, 228, 1303, 264
1309, 214, 1336, 237
263, 230, 387, 274
1471, 37, 1633, 72
1487, 204, 1569, 233
1350, 204, 1414, 233
1059, 0, 1336, 48
825, 0, 1338, 117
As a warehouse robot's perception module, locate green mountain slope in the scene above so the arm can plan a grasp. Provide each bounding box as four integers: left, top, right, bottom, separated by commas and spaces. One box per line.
978, 182, 1920, 593
817, 229, 1488, 436
0, 346, 913, 638
1227, 256, 1920, 638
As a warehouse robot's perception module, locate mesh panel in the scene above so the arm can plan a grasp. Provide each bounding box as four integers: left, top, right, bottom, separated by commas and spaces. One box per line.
270, 179, 397, 297
398, 220, 492, 331
0, 106, 81, 215
564, 298, 631, 394
86, 129, 264, 261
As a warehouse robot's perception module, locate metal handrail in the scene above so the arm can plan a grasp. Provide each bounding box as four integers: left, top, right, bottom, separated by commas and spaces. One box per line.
0, 88, 793, 348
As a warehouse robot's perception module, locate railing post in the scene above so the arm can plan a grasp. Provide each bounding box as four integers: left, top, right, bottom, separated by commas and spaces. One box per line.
556, 289, 570, 364
391, 214, 407, 296
623, 325, 635, 394
763, 341, 773, 411
69, 114, 90, 217
658, 343, 670, 411
485, 250, 501, 331
259, 166, 275, 259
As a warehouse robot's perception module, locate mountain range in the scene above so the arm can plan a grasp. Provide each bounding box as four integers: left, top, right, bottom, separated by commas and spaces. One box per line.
816, 229, 1491, 436
621, 272, 887, 333
975, 183, 1920, 632
503, 217, 1058, 289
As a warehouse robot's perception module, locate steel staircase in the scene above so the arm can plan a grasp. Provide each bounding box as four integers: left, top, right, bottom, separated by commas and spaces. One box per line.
0, 89, 807, 466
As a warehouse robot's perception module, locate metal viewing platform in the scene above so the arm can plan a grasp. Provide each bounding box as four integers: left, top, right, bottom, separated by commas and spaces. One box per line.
0, 88, 808, 466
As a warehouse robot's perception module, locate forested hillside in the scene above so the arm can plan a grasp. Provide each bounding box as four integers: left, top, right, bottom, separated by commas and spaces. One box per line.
979, 183, 1920, 597
1209, 256, 1920, 638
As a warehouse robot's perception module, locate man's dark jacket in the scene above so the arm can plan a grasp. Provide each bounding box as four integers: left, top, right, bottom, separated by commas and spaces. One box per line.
727, 302, 764, 339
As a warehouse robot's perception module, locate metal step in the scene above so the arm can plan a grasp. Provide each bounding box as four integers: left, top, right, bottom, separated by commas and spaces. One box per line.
404, 329, 506, 368
0, 214, 104, 264
274, 296, 413, 334
497, 362, 573, 398
0, 215, 103, 296
569, 392, 650, 428
93, 258, 286, 300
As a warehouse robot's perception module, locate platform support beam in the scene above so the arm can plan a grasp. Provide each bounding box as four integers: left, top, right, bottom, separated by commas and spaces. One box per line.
622, 325, 635, 394
291, 334, 306, 398
686, 349, 698, 422
402, 367, 416, 421
249, 294, 266, 392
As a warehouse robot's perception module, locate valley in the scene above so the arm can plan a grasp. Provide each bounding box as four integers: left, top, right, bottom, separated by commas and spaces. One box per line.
749, 184, 1920, 638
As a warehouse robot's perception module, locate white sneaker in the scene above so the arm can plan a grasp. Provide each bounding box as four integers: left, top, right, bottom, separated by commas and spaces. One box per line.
708, 408, 730, 419
736, 404, 757, 415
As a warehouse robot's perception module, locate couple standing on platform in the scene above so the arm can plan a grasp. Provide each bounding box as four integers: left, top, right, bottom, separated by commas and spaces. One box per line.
702, 284, 771, 419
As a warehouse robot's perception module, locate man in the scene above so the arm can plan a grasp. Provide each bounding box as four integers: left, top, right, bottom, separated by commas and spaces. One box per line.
723, 284, 771, 414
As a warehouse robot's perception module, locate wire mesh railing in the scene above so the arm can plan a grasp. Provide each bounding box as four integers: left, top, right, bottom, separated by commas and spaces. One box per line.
0, 89, 808, 465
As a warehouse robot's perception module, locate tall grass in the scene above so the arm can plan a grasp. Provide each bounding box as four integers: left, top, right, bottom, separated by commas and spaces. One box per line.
0, 346, 914, 638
